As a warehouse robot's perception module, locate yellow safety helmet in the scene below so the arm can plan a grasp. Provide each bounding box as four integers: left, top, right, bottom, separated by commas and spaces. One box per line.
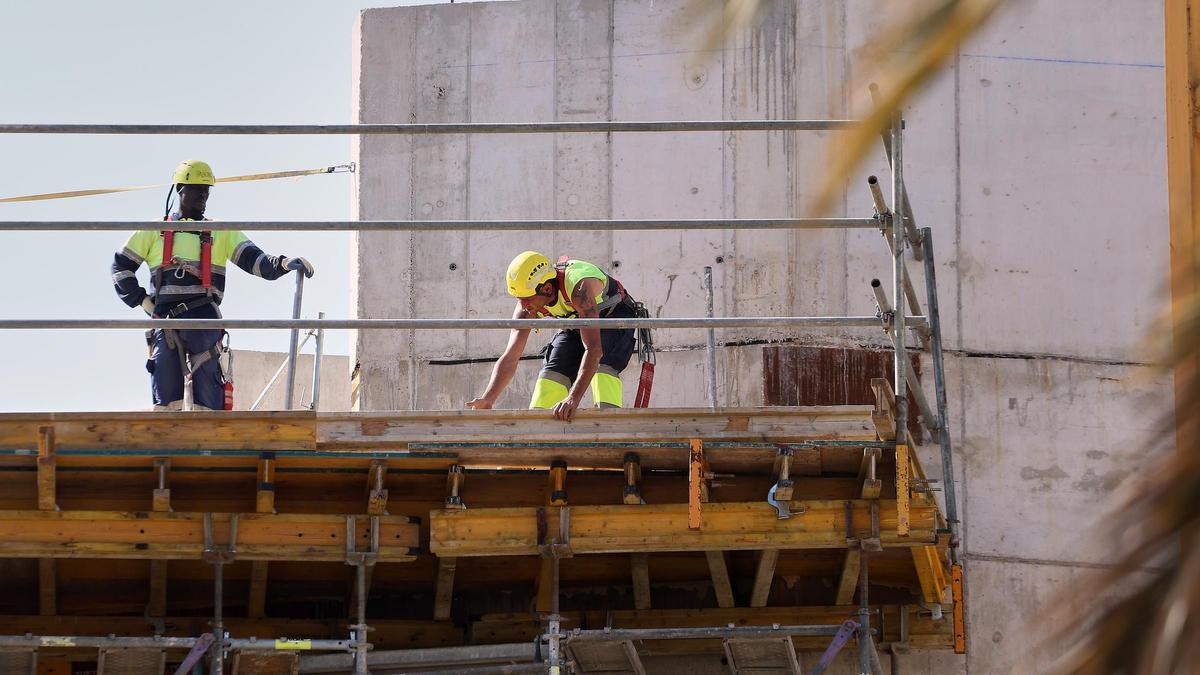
171, 159, 216, 186
506, 251, 555, 297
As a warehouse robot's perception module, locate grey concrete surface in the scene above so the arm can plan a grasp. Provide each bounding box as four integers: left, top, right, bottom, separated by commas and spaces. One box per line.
353, 1, 1173, 672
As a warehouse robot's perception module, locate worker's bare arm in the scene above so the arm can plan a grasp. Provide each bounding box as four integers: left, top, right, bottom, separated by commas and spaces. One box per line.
554, 278, 605, 421
468, 302, 533, 409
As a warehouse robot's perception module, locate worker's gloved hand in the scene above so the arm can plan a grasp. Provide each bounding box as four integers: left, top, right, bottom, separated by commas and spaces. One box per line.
283, 256, 315, 278
140, 297, 156, 316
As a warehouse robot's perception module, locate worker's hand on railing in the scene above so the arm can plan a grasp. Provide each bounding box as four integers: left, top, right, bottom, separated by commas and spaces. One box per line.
466, 396, 494, 410
283, 256, 315, 278
140, 297, 156, 316
553, 395, 582, 422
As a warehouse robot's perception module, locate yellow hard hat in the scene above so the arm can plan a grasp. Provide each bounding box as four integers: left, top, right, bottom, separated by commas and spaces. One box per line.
171, 160, 216, 186
506, 251, 555, 297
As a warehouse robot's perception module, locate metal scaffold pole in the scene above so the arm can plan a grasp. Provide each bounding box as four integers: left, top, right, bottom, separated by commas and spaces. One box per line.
921, 227, 961, 553
891, 112, 910, 448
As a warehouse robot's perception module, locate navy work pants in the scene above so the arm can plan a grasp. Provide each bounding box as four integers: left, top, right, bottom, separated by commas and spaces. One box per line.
147, 303, 225, 409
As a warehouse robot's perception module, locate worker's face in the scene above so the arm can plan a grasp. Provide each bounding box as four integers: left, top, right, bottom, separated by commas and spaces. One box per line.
518, 282, 556, 314
177, 184, 210, 219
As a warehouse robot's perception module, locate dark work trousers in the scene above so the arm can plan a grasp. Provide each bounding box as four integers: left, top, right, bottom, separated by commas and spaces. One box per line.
147, 302, 225, 409
541, 300, 637, 381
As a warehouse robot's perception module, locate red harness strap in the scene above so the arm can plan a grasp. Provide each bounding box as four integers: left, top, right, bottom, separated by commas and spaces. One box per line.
634, 362, 655, 408
159, 228, 213, 292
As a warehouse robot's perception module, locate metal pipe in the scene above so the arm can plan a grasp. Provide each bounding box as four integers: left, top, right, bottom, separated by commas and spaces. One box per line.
870, 278, 892, 318
0, 120, 858, 135
870, 280, 939, 432
353, 563, 369, 675
229, 638, 355, 651
0, 636, 201, 649
284, 273, 305, 410
250, 330, 314, 411
858, 549, 871, 675
212, 561, 225, 675
567, 625, 840, 642
891, 114, 909, 438
702, 267, 718, 410
311, 312, 325, 411
921, 228, 960, 555
869, 84, 924, 261
867, 175, 887, 216
0, 217, 879, 232
0, 316, 927, 331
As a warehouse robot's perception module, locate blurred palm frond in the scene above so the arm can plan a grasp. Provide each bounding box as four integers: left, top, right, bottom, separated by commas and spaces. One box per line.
811, 0, 1005, 216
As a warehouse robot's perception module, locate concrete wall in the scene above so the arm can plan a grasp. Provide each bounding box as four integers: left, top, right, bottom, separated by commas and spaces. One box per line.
230, 349, 351, 411
353, 1, 1173, 672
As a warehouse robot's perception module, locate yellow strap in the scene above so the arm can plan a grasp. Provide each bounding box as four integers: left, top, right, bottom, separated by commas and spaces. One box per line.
274, 639, 312, 650
0, 163, 355, 203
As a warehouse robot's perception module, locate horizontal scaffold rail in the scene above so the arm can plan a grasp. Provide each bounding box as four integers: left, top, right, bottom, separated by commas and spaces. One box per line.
0, 217, 878, 232
0, 316, 924, 331
430, 500, 936, 557
0, 120, 858, 135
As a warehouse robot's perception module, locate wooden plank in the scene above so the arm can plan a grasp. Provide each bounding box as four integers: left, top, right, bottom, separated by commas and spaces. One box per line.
256, 457, 276, 514
434, 557, 457, 621
631, 553, 651, 610
37, 426, 56, 511
688, 440, 703, 531
430, 500, 936, 557
148, 559, 168, 618
749, 550, 779, 608
870, 378, 897, 441
151, 458, 171, 513
248, 561, 269, 619
835, 549, 861, 605
0, 510, 419, 562
951, 563, 966, 654
704, 551, 735, 609
897, 444, 911, 536
0, 411, 316, 451
1166, 0, 1200, 457
39, 558, 55, 616
912, 545, 948, 605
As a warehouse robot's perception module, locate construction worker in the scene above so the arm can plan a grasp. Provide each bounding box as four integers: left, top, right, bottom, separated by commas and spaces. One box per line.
111, 160, 315, 410
467, 252, 640, 421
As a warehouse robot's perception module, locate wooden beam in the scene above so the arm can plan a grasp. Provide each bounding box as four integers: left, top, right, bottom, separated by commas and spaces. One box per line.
548, 460, 568, 506
951, 563, 966, 654
749, 550, 779, 607
431, 500, 936, 557
622, 453, 643, 505
151, 458, 171, 512
688, 439, 704, 531
148, 559, 168, 618
444, 464, 465, 510
37, 426, 57, 511
247, 561, 269, 619
1166, 0, 1200, 457
870, 379, 897, 441
912, 545, 948, 605
434, 557, 457, 621
858, 447, 882, 499
0, 411, 315, 451
835, 549, 862, 605
630, 553, 651, 610
369, 459, 390, 515
255, 455, 276, 514
0, 510, 420, 561
39, 558, 56, 616
704, 551, 735, 609
896, 444, 911, 536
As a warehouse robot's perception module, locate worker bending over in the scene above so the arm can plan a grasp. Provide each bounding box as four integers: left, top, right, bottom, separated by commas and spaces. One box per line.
111, 160, 315, 410
468, 252, 641, 421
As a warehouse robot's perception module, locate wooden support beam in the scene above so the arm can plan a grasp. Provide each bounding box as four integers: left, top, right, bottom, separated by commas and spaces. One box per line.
835, 549, 862, 605
897, 444, 911, 536
431, 500, 934, 557
912, 545, 948, 605
749, 550, 779, 608
630, 553, 651, 610
548, 460, 568, 506
39, 558, 56, 616
871, 378, 897, 441
688, 439, 704, 531
255, 455, 276, 514
247, 561, 269, 619
951, 563, 966, 654
535, 467, 567, 614
622, 453, 644, 505
368, 459, 390, 515
434, 557, 457, 621
37, 426, 57, 511
858, 447, 882, 499
444, 464, 465, 510
152, 458, 171, 513
0, 510, 420, 561
148, 559, 167, 618
704, 551, 735, 609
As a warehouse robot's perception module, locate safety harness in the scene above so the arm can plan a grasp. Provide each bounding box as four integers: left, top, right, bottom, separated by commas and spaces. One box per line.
537, 258, 656, 407
147, 218, 233, 409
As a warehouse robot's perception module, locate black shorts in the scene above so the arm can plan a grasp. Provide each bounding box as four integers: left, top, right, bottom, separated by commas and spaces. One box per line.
541, 302, 636, 382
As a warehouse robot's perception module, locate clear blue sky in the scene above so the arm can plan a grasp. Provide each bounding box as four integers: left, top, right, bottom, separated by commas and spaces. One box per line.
0, 0, 445, 411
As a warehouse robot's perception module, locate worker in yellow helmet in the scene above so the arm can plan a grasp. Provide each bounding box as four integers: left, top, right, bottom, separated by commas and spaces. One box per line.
467, 252, 639, 420
110, 160, 315, 411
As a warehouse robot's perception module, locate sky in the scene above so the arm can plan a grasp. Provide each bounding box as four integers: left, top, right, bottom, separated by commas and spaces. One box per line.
0, 0, 453, 411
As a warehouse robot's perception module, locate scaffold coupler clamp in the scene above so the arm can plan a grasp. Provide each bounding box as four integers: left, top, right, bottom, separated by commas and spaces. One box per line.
201, 512, 239, 564
344, 514, 381, 568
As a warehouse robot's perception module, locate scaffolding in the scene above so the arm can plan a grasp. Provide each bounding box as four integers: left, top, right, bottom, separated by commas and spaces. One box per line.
0, 113, 963, 675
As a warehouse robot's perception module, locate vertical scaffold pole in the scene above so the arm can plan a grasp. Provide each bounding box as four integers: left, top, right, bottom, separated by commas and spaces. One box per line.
891, 112, 911, 541
284, 271, 305, 410
354, 561, 369, 675
921, 228, 960, 555
703, 266, 718, 409
311, 311, 325, 411
857, 548, 871, 674
212, 561, 225, 675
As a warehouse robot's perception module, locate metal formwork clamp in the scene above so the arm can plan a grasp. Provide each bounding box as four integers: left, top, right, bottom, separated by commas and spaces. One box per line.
345, 515, 381, 567
536, 507, 573, 559
202, 513, 239, 564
